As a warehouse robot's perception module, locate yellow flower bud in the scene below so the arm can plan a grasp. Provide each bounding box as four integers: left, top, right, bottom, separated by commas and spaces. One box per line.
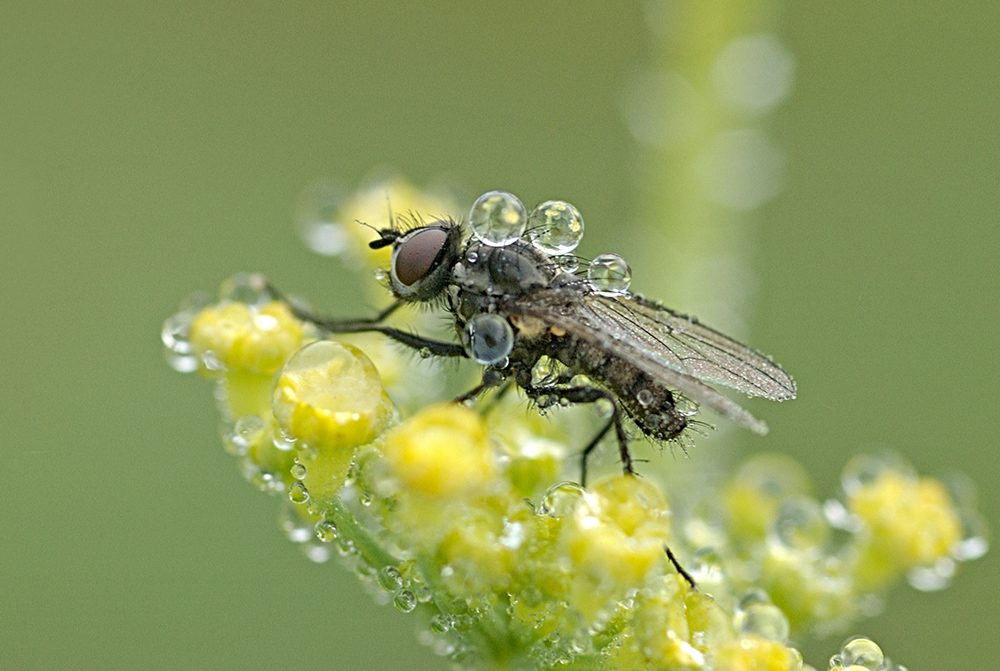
380, 403, 495, 498
272, 340, 394, 453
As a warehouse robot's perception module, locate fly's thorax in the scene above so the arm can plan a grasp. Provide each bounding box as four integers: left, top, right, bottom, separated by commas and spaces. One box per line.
452, 239, 558, 298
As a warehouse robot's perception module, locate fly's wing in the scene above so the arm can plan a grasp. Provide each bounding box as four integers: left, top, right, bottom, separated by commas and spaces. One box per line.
588, 294, 797, 400
505, 288, 795, 435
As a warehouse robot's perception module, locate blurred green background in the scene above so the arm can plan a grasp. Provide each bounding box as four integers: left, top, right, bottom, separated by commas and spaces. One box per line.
2, 2, 997, 669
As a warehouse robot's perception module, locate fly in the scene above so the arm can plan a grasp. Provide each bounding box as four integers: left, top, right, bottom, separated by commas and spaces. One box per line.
270, 191, 796, 484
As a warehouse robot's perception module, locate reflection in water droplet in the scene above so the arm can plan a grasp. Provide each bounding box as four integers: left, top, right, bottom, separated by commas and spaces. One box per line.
588, 254, 631, 294
636, 389, 654, 407
527, 200, 585, 255
468, 191, 527, 246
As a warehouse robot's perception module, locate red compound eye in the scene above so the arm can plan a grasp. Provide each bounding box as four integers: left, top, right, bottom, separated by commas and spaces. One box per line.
393, 227, 448, 286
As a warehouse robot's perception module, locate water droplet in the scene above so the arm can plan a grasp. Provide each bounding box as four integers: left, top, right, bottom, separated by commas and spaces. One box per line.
429, 614, 452, 634
372, 268, 387, 281
220, 273, 271, 307
359, 491, 373, 506
526, 200, 585, 255
468, 191, 527, 246
771, 497, 828, 552
161, 310, 197, 357
315, 520, 339, 542
907, 557, 956, 591
690, 546, 725, 585
288, 481, 310, 504
461, 314, 514, 365
594, 398, 615, 418
674, 395, 699, 417
554, 255, 579, 273
295, 180, 349, 256
465, 250, 479, 264
588, 254, 631, 294
281, 510, 313, 543
736, 603, 789, 642
839, 637, 884, 671
539, 481, 585, 518
227, 415, 267, 456
531, 356, 557, 386
393, 589, 417, 612
419, 346, 432, 359
272, 432, 296, 451
636, 389, 654, 407
841, 452, 915, 496
952, 508, 989, 561
290, 462, 307, 479
378, 566, 404, 591
199, 349, 225, 372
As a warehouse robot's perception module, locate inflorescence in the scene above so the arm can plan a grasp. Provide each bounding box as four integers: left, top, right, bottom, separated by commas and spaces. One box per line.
162, 178, 986, 671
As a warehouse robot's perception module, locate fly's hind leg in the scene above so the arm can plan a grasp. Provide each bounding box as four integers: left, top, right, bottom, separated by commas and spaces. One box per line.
523, 382, 634, 486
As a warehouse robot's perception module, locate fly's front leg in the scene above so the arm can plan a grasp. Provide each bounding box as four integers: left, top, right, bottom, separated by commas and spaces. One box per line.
266, 282, 467, 358
523, 381, 634, 485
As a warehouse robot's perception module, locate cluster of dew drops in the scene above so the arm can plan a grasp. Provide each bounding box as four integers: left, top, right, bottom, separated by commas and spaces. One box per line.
461, 191, 632, 367
467, 190, 632, 294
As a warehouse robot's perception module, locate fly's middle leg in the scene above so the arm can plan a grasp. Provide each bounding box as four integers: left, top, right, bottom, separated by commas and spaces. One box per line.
523, 381, 634, 485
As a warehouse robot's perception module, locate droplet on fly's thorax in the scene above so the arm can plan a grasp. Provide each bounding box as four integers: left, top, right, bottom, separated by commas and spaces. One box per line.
468, 191, 527, 246
527, 200, 585, 255
587, 254, 632, 294
462, 313, 514, 365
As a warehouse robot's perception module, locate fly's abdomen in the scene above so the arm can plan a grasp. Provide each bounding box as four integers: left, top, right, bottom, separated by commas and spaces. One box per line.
543, 332, 689, 442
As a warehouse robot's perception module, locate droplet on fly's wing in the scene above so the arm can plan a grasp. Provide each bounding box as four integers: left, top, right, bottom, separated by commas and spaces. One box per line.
587, 254, 631, 294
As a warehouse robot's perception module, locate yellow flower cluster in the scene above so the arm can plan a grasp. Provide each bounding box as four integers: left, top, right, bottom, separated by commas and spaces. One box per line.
161, 177, 985, 671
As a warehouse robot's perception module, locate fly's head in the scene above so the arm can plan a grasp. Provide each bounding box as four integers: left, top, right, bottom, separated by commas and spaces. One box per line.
369, 219, 463, 303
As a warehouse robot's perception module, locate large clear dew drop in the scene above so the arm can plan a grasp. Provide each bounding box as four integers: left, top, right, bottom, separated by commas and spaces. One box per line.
468, 191, 527, 247
588, 254, 632, 294
462, 313, 514, 365
527, 200, 584, 255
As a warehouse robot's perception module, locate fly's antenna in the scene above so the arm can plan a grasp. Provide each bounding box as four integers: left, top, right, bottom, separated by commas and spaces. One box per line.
357, 218, 400, 250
